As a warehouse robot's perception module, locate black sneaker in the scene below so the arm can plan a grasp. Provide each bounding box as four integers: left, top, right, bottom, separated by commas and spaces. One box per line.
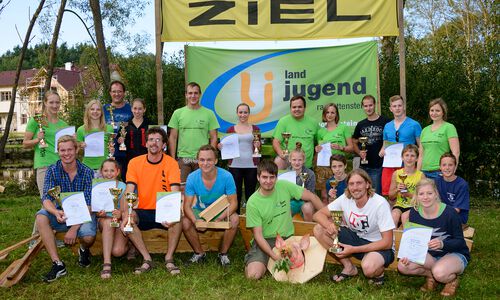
185, 252, 206, 266
42, 261, 67, 282
78, 247, 91, 267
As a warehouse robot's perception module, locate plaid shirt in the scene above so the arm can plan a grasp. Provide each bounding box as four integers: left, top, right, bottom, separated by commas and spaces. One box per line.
42, 159, 94, 208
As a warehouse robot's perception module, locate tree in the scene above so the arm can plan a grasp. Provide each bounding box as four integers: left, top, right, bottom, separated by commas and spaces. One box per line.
44, 0, 67, 92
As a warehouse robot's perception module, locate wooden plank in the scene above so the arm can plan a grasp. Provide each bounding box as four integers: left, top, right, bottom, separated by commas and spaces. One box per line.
463, 226, 475, 239
0, 238, 44, 288
198, 195, 229, 222
195, 221, 230, 229
0, 234, 40, 261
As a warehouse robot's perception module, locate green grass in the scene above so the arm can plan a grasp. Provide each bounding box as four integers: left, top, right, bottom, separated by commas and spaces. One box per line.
0, 195, 499, 299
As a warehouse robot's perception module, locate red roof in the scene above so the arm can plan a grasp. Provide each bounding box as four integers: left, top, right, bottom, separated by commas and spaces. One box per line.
0, 68, 84, 91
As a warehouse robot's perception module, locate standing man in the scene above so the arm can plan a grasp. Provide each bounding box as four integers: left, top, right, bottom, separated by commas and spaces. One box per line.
380, 95, 422, 196
313, 169, 395, 285
182, 145, 239, 266
245, 160, 323, 280
118, 127, 183, 275
352, 95, 389, 194
103, 80, 132, 178
168, 82, 219, 183
35, 135, 95, 282
272, 95, 318, 170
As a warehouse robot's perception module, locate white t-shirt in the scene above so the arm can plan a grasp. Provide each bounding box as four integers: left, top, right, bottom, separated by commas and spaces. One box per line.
327, 193, 395, 242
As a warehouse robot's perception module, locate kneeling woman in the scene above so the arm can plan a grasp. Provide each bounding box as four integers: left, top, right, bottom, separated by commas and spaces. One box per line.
398, 178, 470, 297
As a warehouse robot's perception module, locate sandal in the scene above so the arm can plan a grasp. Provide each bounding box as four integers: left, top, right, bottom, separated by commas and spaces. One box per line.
100, 263, 112, 279
420, 276, 438, 292
331, 272, 357, 283
134, 260, 153, 275
368, 274, 385, 286
165, 259, 181, 275
441, 277, 459, 297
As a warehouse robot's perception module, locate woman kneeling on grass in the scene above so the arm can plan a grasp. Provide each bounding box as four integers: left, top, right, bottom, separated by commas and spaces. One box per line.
398, 178, 470, 297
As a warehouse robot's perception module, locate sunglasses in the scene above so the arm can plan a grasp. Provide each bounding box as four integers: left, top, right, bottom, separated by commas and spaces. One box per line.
395, 130, 400, 142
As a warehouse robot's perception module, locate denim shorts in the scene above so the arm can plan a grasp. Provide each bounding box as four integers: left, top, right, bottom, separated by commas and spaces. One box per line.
338, 227, 395, 267
435, 252, 468, 274
36, 208, 97, 237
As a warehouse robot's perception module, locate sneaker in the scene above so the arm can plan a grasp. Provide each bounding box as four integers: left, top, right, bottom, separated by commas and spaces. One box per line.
78, 247, 91, 267
42, 261, 67, 282
185, 252, 206, 265
56, 239, 65, 248
218, 253, 231, 267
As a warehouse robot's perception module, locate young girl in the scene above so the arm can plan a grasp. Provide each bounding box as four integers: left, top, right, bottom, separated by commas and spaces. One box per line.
289, 145, 316, 221
389, 144, 424, 227
77, 100, 114, 176
325, 154, 348, 204
398, 178, 470, 297
435, 153, 470, 226
96, 159, 126, 279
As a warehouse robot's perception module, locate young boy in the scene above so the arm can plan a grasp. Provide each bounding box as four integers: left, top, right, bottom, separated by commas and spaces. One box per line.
325, 154, 348, 204
288, 147, 316, 221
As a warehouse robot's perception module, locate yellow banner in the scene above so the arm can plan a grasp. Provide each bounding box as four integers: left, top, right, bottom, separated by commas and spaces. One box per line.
161, 0, 399, 42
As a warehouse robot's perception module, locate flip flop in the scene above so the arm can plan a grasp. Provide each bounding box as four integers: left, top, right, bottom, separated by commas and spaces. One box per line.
100, 263, 112, 280
331, 272, 357, 283
368, 275, 385, 286
165, 259, 180, 275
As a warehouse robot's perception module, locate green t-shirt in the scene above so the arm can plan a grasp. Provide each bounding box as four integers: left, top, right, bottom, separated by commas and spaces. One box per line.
76, 124, 114, 170
272, 115, 318, 168
246, 180, 304, 238
421, 122, 458, 171
317, 123, 351, 155
167, 106, 219, 158
26, 117, 69, 169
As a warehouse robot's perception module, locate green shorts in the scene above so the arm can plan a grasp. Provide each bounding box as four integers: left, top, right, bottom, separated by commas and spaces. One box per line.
192, 207, 224, 220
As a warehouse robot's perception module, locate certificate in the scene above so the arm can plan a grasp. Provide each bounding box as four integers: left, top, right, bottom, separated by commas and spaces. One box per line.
91, 179, 117, 212
316, 142, 332, 167
382, 143, 404, 167
84, 131, 105, 157
397, 222, 433, 265
55, 126, 76, 152
278, 171, 296, 184
155, 192, 181, 223
220, 134, 240, 160
61, 192, 92, 226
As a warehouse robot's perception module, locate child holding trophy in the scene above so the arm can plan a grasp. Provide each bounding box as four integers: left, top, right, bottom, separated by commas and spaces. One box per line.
325, 154, 348, 204
288, 145, 316, 221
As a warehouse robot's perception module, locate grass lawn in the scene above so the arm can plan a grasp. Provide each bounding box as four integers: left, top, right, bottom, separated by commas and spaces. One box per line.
0, 195, 498, 299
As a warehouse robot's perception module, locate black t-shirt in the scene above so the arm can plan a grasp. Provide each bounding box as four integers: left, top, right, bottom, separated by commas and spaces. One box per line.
352, 115, 389, 168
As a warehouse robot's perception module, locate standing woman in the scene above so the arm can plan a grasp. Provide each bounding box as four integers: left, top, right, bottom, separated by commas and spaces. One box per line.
315, 103, 353, 203
220, 103, 260, 214
23, 91, 69, 196
418, 98, 459, 179
77, 100, 114, 176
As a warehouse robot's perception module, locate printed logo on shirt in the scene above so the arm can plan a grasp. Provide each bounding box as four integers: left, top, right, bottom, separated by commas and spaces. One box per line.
349, 212, 370, 232
446, 192, 456, 204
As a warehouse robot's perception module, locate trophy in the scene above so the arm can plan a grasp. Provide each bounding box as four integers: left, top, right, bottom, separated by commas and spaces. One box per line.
359, 137, 368, 164
109, 187, 122, 227
108, 132, 116, 159
123, 192, 138, 233
106, 105, 116, 129
252, 130, 261, 157
398, 173, 408, 193
48, 186, 62, 208
299, 172, 309, 188
33, 113, 48, 148
281, 132, 292, 158
328, 210, 344, 253
329, 179, 338, 201
319, 122, 327, 128
119, 122, 127, 151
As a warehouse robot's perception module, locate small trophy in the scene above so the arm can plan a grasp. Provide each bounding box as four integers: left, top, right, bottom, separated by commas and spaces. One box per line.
281, 132, 292, 158
359, 137, 368, 165
329, 179, 338, 201
34, 113, 48, 148
252, 130, 261, 157
106, 105, 116, 129
109, 187, 122, 227
48, 186, 62, 208
398, 173, 408, 193
123, 192, 138, 233
119, 122, 127, 151
319, 122, 327, 128
108, 133, 116, 159
328, 210, 344, 253
299, 172, 309, 188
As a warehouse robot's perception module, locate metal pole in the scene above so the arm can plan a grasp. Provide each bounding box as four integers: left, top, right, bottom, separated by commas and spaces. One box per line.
155, 0, 164, 124
398, 0, 406, 101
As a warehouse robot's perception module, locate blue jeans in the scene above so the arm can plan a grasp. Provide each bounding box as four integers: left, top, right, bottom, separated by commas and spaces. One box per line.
36, 209, 97, 237
423, 170, 441, 179
361, 166, 382, 194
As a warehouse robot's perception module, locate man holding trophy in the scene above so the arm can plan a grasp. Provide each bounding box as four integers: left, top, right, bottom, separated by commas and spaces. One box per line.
313, 169, 395, 285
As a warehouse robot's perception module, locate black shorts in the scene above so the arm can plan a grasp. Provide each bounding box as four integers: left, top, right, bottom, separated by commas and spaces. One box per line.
392, 206, 411, 213
135, 209, 166, 231
338, 227, 394, 267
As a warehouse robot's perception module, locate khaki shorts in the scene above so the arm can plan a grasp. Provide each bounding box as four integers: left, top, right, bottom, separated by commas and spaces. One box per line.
177, 157, 198, 183
314, 166, 332, 191
244, 237, 278, 266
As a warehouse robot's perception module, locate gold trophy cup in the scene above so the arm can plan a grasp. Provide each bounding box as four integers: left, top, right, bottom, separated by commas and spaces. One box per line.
34, 114, 48, 148
329, 179, 338, 201
108, 132, 116, 159
119, 122, 127, 151
109, 187, 122, 227
359, 137, 368, 165
106, 105, 116, 129
48, 186, 62, 208
328, 210, 344, 253
398, 173, 408, 193
299, 172, 309, 188
281, 132, 292, 157
123, 192, 138, 233
252, 130, 262, 158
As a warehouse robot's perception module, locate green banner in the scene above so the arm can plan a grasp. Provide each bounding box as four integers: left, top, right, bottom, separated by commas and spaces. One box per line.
186, 41, 378, 136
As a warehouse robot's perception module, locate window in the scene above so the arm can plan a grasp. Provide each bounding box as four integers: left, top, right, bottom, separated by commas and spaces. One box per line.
0, 91, 12, 101
21, 114, 28, 124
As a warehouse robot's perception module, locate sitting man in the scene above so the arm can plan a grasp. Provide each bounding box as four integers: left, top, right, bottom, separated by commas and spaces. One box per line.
119, 127, 183, 275
313, 169, 395, 285
245, 160, 323, 280
182, 145, 239, 266
35, 135, 95, 282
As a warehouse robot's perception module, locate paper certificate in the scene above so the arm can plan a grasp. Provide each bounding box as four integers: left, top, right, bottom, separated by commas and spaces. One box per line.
155, 192, 181, 224
84, 131, 105, 157
61, 192, 92, 226
382, 143, 404, 167
397, 222, 433, 265
316, 142, 332, 167
91, 179, 117, 212
55, 126, 76, 152
220, 134, 240, 160
278, 171, 296, 184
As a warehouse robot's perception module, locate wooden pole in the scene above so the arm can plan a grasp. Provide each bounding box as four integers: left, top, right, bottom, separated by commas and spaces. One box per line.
155, 0, 164, 124
398, 0, 406, 101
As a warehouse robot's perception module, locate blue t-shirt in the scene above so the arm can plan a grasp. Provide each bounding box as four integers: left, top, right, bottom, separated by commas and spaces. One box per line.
383, 117, 422, 146
103, 103, 133, 160
435, 176, 470, 224
325, 177, 347, 198
185, 167, 236, 210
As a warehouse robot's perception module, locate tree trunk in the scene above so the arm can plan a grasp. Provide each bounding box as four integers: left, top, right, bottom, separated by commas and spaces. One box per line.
89, 0, 111, 99
0, 0, 46, 163
44, 0, 67, 93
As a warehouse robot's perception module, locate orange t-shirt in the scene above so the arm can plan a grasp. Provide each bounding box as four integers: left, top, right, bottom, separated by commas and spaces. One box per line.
126, 153, 181, 209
